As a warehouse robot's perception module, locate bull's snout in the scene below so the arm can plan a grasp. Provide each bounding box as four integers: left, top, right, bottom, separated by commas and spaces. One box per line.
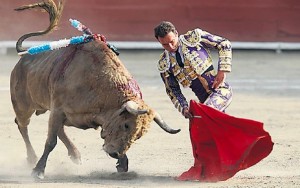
109, 152, 120, 159
108, 152, 129, 172
103, 143, 122, 158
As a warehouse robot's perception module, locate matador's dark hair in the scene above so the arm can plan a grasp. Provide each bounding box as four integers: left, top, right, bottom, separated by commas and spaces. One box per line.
154, 21, 177, 39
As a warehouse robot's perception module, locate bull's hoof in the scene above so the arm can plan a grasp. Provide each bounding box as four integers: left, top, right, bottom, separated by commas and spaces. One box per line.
31, 168, 45, 179
27, 152, 38, 166
70, 156, 82, 165
116, 155, 128, 172
69, 149, 82, 165
27, 156, 38, 166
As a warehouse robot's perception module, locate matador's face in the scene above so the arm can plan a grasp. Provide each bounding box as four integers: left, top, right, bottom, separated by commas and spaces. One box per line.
157, 31, 179, 53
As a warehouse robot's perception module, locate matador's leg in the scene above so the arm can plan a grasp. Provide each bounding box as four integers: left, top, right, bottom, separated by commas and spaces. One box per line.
203, 82, 233, 112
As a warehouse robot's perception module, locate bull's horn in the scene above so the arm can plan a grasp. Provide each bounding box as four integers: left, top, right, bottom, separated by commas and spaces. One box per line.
121, 101, 148, 115
154, 112, 181, 134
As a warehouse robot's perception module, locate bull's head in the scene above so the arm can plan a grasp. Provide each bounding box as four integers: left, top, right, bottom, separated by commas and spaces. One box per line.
101, 100, 180, 158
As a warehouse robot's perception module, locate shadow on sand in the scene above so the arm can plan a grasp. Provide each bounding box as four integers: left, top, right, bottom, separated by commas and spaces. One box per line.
0, 171, 180, 185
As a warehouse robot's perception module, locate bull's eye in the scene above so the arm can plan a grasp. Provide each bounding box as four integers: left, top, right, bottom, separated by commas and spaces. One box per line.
124, 123, 129, 130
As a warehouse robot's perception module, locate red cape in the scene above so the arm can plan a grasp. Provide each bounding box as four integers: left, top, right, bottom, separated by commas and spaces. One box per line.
177, 100, 273, 182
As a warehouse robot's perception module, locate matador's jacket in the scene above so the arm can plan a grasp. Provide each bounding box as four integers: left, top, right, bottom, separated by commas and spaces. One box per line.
157, 28, 233, 114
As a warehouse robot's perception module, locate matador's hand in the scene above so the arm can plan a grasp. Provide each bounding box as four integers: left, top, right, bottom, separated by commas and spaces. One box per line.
182, 107, 193, 119
212, 71, 226, 89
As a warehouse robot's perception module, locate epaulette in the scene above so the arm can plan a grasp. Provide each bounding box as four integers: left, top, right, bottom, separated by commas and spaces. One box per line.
157, 52, 170, 73
179, 28, 202, 47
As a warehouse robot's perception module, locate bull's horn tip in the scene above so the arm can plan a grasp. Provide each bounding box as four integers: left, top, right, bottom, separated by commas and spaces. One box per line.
171, 129, 181, 134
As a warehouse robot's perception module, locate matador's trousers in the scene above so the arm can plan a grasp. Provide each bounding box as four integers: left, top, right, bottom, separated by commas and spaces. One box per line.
190, 69, 233, 112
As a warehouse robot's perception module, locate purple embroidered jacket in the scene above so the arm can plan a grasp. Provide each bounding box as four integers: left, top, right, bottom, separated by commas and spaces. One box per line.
157, 28, 232, 114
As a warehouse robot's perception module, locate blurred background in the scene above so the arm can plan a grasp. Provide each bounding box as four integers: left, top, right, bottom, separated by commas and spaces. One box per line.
0, 0, 300, 52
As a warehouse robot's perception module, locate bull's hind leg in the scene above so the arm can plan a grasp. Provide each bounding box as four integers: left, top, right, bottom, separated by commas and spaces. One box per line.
32, 110, 64, 179
14, 111, 38, 166
58, 126, 81, 164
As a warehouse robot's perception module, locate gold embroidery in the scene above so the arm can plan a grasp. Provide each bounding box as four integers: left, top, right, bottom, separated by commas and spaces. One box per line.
159, 28, 228, 88
168, 52, 197, 87
158, 54, 169, 73
219, 40, 231, 49
180, 29, 201, 47
171, 65, 181, 76
181, 80, 190, 87
201, 38, 218, 47
198, 76, 212, 94
219, 49, 232, 58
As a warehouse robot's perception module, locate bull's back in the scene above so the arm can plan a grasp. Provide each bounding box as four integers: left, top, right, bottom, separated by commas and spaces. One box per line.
10, 47, 77, 111
11, 40, 133, 115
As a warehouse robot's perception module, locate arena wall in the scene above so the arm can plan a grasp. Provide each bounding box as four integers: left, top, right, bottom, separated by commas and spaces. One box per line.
1, 0, 300, 42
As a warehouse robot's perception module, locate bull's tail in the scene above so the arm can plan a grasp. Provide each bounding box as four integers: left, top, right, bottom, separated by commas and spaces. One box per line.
15, 0, 64, 53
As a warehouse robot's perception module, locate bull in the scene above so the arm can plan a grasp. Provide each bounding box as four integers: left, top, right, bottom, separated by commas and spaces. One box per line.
10, 0, 180, 179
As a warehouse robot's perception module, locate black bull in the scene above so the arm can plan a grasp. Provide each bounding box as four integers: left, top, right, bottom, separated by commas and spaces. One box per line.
10, 40, 180, 179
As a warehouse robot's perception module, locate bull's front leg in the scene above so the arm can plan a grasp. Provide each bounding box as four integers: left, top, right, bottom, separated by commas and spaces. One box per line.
58, 126, 81, 164
116, 155, 128, 172
32, 110, 65, 179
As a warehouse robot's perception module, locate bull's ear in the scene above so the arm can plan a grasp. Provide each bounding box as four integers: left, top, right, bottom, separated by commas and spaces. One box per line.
100, 128, 107, 139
